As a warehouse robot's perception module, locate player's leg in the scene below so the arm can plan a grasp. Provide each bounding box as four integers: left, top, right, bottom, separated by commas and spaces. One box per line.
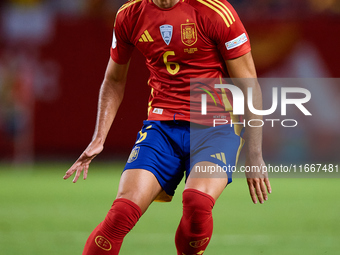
116, 168, 164, 213
184, 161, 230, 200
82, 120, 187, 254
175, 162, 228, 255
83, 169, 162, 255
175, 122, 244, 255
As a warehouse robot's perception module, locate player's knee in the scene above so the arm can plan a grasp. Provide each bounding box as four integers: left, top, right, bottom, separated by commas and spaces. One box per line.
182, 189, 215, 212
182, 189, 215, 232
102, 198, 142, 239
107, 198, 142, 222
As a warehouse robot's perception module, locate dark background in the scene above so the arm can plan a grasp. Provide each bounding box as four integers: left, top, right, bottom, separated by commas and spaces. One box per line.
0, 0, 339, 163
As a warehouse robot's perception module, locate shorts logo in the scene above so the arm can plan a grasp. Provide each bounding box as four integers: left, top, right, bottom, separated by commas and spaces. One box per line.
127, 146, 140, 163
189, 237, 209, 248
95, 236, 112, 251
225, 33, 248, 50
210, 152, 227, 164
181, 23, 197, 46
160, 25, 173, 45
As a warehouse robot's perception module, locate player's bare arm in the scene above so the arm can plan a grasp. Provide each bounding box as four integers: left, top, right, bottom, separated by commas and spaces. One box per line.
63, 58, 130, 183
226, 52, 272, 204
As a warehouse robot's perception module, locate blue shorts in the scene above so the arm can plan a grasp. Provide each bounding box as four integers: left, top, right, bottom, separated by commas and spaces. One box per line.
124, 120, 244, 200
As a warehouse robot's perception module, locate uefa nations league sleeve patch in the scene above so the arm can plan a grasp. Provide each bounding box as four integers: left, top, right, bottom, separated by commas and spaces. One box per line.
225, 33, 248, 50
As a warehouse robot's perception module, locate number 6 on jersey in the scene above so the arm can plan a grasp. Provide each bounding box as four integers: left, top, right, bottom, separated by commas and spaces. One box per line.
163, 51, 180, 75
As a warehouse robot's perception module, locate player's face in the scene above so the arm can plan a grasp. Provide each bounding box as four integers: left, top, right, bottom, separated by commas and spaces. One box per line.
152, 0, 180, 9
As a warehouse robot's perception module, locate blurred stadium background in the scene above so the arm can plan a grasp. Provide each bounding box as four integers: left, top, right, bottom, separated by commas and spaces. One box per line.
0, 0, 339, 254
0, 0, 339, 162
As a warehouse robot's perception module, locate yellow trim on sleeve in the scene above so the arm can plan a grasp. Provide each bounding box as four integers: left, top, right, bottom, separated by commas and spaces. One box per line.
205, 0, 234, 25
197, 0, 230, 27
211, 0, 235, 22
197, 0, 235, 27
117, 0, 142, 15
225, 5, 236, 22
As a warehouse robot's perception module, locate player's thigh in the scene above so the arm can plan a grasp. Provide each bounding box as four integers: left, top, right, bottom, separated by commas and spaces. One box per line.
116, 169, 163, 214
185, 161, 229, 201
186, 124, 244, 200
124, 120, 186, 200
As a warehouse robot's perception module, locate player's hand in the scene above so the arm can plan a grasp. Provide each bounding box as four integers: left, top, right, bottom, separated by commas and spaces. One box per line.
245, 157, 272, 204
63, 139, 104, 183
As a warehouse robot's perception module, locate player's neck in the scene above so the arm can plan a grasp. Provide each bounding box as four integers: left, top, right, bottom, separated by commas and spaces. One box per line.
152, 0, 180, 9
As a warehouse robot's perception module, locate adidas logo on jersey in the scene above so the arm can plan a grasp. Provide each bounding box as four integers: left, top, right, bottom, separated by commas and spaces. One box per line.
210, 152, 226, 164
139, 30, 154, 42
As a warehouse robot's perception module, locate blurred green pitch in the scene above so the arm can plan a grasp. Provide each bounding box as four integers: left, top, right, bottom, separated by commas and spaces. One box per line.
0, 162, 339, 255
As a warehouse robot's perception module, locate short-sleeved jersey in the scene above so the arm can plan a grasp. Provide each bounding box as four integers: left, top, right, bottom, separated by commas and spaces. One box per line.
111, 0, 251, 126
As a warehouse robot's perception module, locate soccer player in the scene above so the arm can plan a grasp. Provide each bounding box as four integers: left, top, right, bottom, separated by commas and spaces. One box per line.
63, 0, 272, 254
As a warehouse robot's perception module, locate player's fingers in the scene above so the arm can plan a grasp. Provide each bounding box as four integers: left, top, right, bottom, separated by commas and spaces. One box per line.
83, 164, 89, 180
73, 166, 83, 183
63, 160, 84, 179
255, 180, 264, 204
260, 178, 268, 201
247, 179, 257, 204
63, 167, 76, 179
264, 178, 272, 194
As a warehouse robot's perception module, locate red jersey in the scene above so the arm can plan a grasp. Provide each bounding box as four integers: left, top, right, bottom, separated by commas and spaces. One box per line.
111, 0, 251, 126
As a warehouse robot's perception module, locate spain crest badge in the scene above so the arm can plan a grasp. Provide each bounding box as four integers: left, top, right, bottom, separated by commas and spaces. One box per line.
181, 23, 197, 46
